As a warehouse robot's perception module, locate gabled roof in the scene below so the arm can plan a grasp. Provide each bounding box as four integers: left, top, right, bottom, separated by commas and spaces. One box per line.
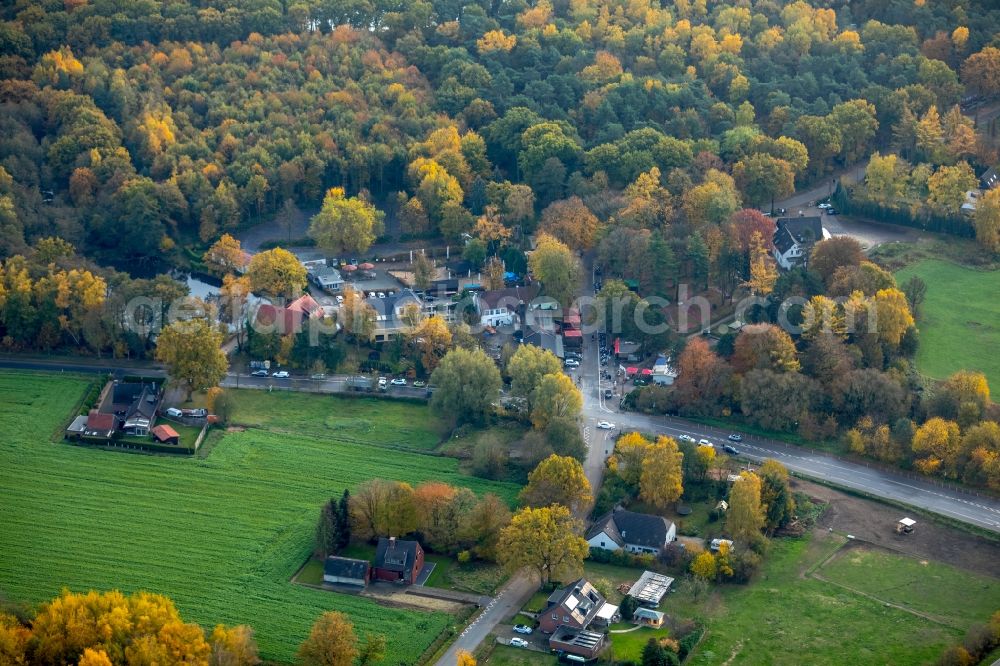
86, 409, 115, 433
523, 330, 563, 357
586, 509, 673, 550
982, 167, 999, 189
126, 385, 158, 421
151, 424, 179, 442
547, 579, 608, 629
774, 217, 823, 255
478, 284, 540, 311
287, 294, 323, 316
324, 556, 369, 580
374, 537, 420, 572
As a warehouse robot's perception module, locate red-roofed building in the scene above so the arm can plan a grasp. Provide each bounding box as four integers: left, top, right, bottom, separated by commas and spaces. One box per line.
84, 409, 116, 439
255, 294, 328, 335
151, 424, 180, 445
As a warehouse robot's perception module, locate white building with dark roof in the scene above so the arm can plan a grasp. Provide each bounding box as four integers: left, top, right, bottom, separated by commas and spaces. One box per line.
586, 508, 676, 556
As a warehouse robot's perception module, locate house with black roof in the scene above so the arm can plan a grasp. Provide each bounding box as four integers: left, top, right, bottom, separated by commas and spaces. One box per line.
538, 578, 618, 635
585, 508, 676, 556
372, 537, 424, 584
772, 216, 827, 270
323, 556, 370, 587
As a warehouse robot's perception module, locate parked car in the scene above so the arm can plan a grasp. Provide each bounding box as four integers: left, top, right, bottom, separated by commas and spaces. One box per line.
564, 359, 580, 368
336, 295, 344, 303
250, 369, 269, 377
826, 208, 838, 215
377, 292, 386, 298
413, 380, 426, 388
604, 388, 613, 399
272, 371, 290, 378
390, 378, 407, 386
596, 421, 615, 429
728, 433, 743, 442
164, 407, 183, 418
510, 638, 529, 648
723, 444, 739, 455
377, 376, 387, 386
678, 434, 696, 443
182, 408, 207, 418
817, 202, 832, 209
513, 624, 533, 635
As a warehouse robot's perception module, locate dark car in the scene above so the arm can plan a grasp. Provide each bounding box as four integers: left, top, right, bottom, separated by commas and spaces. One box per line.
604, 388, 613, 399
723, 444, 739, 455
827, 208, 838, 215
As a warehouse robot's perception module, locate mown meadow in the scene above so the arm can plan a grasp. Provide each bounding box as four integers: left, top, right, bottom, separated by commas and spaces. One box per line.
0, 372, 519, 663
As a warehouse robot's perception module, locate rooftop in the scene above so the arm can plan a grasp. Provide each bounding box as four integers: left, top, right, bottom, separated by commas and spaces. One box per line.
627, 571, 674, 606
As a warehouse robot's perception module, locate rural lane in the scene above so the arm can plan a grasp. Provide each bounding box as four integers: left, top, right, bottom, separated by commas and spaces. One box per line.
434, 571, 538, 666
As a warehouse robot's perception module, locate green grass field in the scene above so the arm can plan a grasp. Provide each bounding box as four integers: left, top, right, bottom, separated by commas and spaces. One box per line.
609, 626, 671, 662
894, 259, 1000, 387
0, 372, 518, 663
673, 533, 972, 665
818, 546, 1000, 629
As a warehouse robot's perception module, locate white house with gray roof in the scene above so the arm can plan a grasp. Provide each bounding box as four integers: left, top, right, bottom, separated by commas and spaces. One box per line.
585, 508, 676, 556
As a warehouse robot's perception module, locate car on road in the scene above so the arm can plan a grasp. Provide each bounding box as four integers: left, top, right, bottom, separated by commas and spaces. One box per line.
272, 371, 290, 378
250, 369, 269, 377
390, 378, 407, 386
413, 380, 426, 388
513, 624, 533, 635
728, 433, 743, 442
509, 638, 529, 648
678, 434, 696, 443
817, 202, 832, 209
723, 444, 739, 455
311, 373, 327, 380
826, 208, 838, 215
564, 359, 580, 368
596, 421, 615, 429
604, 388, 613, 399
698, 438, 713, 447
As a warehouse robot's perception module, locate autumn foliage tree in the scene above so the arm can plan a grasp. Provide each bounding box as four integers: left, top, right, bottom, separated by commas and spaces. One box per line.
726, 471, 766, 545
539, 197, 599, 251
155, 318, 228, 401
246, 247, 307, 299
497, 505, 589, 585
297, 612, 359, 666
519, 453, 592, 513
308, 187, 384, 258
639, 436, 684, 511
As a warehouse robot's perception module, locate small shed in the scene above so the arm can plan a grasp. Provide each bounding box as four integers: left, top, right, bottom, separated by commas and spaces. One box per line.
323, 556, 370, 587
151, 424, 180, 444
633, 608, 665, 628
896, 517, 916, 534
65, 415, 88, 439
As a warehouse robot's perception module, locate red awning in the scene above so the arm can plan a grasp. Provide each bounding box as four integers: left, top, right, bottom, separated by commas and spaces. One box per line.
563, 329, 582, 338
641, 368, 653, 375
626, 366, 638, 375
614, 338, 620, 355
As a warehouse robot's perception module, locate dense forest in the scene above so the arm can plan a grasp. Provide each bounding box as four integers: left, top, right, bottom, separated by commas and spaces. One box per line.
2, 0, 1000, 271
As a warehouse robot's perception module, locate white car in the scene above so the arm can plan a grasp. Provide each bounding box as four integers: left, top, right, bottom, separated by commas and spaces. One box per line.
272, 371, 290, 378
513, 624, 533, 635
817, 202, 832, 209
678, 434, 696, 443
698, 438, 713, 447
509, 638, 529, 648
564, 359, 580, 368
377, 292, 386, 298
596, 421, 615, 430
336, 295, 344, 303
390, 378, 407, 386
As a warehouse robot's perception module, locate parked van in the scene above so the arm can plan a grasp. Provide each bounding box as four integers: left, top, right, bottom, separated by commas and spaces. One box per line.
164, 407, 183, 418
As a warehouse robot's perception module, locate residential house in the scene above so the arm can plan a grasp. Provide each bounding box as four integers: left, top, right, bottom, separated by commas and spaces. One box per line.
256, 294, 328, 335
370, 289, 458, 342
372, 537, 424, 584
121, 384, 158, 435
309, 265, 344, 292
549, 627, 606, 660
562, 308, 582, 350
538, 579, 619, 635
151, 424, 180, 445
73, 410, 116, 440
524, 297, 561, 334
476, 284, 540, 328
772, 217, 828, 270
522, 329, 564, 359
626, 571, 674, 608
323, 556, 370, 587
586, 508, 677, 556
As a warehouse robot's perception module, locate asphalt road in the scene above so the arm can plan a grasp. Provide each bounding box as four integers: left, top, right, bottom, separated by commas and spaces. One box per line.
434, 571, 538, 666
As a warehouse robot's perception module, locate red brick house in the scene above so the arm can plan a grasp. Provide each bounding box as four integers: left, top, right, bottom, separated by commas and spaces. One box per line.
538, 579, 618, 634
372, 537, 424, 584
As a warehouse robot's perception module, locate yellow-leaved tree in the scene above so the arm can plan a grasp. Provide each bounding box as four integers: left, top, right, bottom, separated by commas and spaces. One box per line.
497, 505, 589, 585
519, 454, 592, 513
639, 436, 684, 510
726, 471, 765, 544
155, 318, 228, 401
